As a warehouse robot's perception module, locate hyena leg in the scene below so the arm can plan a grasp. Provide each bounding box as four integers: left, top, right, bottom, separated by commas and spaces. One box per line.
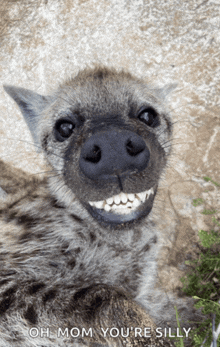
0, 159, 37, 195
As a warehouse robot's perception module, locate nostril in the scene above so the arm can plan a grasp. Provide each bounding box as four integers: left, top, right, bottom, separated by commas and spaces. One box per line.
84, 145, 101, 163
126, 139, 145, 157
80, 131, 149, 180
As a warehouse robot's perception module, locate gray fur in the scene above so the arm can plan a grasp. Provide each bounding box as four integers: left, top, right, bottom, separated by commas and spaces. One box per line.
3, 85, 52, 151
0, 187, 7, 200
0, 67, 200, 347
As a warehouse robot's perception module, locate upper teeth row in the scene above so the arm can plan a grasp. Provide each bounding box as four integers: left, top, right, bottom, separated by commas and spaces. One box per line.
89, 187, 154, 213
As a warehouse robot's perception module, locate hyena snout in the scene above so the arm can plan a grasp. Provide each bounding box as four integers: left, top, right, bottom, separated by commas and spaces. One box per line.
80, 130, 150, 180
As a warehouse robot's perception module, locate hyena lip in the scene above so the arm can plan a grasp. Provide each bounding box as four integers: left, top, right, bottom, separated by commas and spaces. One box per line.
86, 186, 157, 226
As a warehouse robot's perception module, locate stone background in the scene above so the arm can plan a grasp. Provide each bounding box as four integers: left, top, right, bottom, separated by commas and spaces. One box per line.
0, 0, 220, 298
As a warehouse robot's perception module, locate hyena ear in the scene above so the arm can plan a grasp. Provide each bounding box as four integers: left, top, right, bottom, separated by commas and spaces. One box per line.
3, 85, 52, 152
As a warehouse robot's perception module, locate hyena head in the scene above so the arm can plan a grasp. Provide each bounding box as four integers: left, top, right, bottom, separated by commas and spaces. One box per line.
4, 67, 173, 229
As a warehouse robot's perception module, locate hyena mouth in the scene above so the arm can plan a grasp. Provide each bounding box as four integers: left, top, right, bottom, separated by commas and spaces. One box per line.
87, 186, 157, 225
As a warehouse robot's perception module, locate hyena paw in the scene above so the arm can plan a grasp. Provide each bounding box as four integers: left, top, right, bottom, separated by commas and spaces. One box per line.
72, 284, 175, 347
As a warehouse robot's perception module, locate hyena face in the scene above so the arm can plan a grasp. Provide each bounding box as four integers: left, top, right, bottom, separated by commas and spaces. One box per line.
4, 67, 173, 228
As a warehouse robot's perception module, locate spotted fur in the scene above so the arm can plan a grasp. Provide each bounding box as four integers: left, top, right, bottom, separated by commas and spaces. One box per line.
0, 67, 200, 346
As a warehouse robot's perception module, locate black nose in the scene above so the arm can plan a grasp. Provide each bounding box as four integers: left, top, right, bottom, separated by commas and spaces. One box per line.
79, 130, 150, 180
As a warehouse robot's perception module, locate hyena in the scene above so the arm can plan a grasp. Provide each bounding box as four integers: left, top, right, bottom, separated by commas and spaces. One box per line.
0, 67, 200, 347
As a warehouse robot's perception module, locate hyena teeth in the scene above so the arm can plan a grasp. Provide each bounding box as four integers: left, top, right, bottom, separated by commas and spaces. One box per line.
136, 188, 154, 202
146, 187, 154, 199
88, 188, 154, 212
133, 198, 140, 207
127, 193, 135, 201
93, 200, 104, 209
136, 191, 147, 202
114, 195, 121, 205
104, 204, 111, 212
120, 192, 128, 204
106, 197, 114, 205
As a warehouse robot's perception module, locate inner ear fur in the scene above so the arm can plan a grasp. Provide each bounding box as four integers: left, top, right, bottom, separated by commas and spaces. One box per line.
3, 85, 52, 152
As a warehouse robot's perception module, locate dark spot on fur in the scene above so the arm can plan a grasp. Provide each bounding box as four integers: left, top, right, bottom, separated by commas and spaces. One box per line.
142, 243, 150, 252
24, 305, 38, 325
73, 284, 128, 318
31, 194, 39, 199
70, 284, 128, 319
50, 197, 65, 209
0, 279, 9, 286
73, 287, 89, 302
2, 286, 17, 297
74, 247, 81, 254
28, 283, 45, 295
76, 231, 86, 240
133, 263, 141, 275
17, 215, 38, 229
152, 236, 157, 243
1, 270, 16, 277
67, 258, 76, 269
61, 242, 69, 250
0, 297, 13, 314
89, 295, 103, 310
17, 300, 26, 309
61, 247, 71, 255
127, 308, 137, 319
11, 252, 23, 259
0, 286, 17, 314
42, 289, 57, 303
42, 134, 49, 152
126, 282, 138, 294
74, 284, 112, 303
49, 261, 59, 267
0, 254, 9, 262
19, 231, 33, 241
70, 213, 83, 223
35, 231, 45, 239
7, 211, 17, 222
7, 197, 25, 210
94, 69, 105, 80
89, 232, 96, 242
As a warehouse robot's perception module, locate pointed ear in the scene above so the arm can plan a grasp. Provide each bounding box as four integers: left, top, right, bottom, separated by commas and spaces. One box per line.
155, 83, 178, 100
3, 85, 52, 152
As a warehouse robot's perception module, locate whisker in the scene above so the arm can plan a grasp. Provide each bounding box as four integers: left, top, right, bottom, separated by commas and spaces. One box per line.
31, 170, 62, 176
45, 174, 63, 180
3, 136, 43, 151
1, 136, 63, 160
160, 137, 183, 146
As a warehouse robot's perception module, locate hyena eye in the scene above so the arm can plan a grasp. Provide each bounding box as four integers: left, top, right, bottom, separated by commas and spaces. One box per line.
55, 120, 75, 141
138, 107, 159, 127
